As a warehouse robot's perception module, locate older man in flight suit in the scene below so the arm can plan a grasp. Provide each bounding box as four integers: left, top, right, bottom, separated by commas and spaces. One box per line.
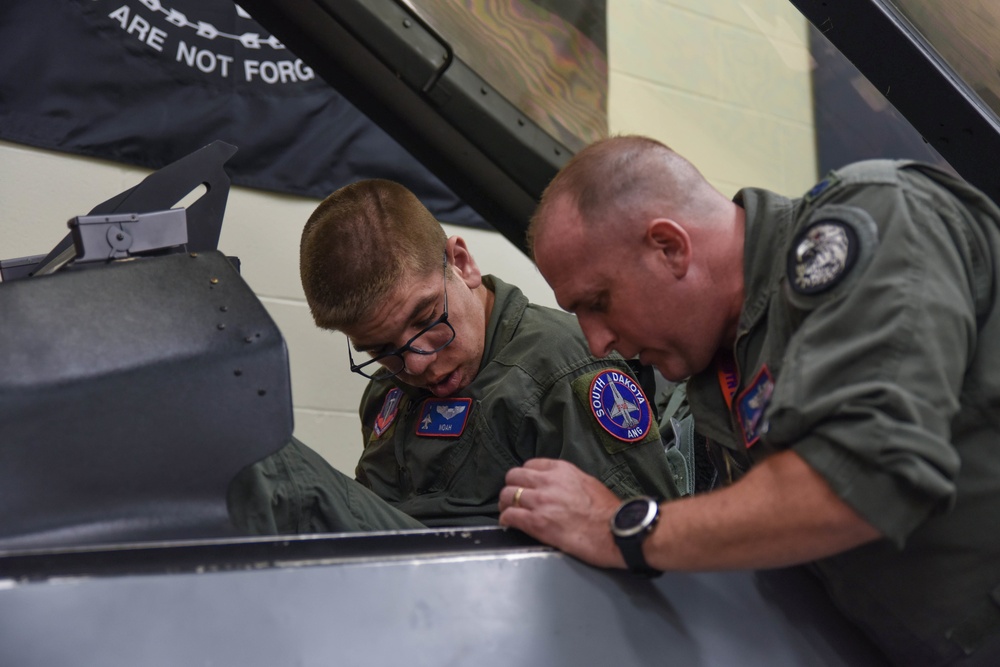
499, 135, 1000, 666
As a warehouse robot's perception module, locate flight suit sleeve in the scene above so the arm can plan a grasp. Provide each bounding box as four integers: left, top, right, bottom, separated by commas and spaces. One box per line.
227, 437, 425, 534
765, 178, 980, 546
520, 362, 682, 501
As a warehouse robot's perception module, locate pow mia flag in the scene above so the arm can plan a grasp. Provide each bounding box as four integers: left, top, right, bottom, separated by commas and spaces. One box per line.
0, 0, 485, 227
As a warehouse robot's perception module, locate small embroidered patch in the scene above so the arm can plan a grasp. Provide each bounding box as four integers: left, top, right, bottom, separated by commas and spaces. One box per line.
589, 369, 652, 442
737, 365, 774, 448
415, 397, 472, 438
803, 172, 841, 203
372, 387, 403, 438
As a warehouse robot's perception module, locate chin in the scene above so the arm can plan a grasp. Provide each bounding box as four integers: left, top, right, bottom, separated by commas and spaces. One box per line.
650, 358, 688, 383
658, 368, 687, 383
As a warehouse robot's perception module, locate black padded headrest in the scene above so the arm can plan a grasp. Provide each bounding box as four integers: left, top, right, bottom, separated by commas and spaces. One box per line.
0, 250, 292, 549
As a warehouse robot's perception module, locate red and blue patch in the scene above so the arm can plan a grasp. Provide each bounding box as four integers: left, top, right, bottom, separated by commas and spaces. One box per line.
372, 387, 402, 438
589, 369, 652, 442
736, 365, 774, 448
415, 397, 472, 438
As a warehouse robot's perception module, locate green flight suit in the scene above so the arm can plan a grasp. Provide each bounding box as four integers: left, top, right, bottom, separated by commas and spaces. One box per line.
686, 160, 1000, 666
356, 275, 681, 526
228, 436, 424, 534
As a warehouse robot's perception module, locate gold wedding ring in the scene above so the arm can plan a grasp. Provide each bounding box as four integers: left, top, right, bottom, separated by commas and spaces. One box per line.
513, 486, 525, 508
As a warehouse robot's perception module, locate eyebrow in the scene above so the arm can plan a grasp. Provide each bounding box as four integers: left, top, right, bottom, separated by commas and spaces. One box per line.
562, 290, 592, 314
351, 292, 439, 352
563, 287, 607, 315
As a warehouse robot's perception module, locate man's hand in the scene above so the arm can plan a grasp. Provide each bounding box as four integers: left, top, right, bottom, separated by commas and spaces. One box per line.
498, 458, 625, 569
499, 451, 883, 574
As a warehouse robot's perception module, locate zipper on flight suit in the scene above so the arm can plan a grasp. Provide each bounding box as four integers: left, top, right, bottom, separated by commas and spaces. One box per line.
393, 397, 422, 495
721, 327, 754, 483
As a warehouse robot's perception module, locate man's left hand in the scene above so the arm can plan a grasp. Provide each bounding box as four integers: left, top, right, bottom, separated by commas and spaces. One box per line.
499, 458, 625, 569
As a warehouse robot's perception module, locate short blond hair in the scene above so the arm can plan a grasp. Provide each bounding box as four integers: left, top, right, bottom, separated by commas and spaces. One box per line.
300, 179, 446, 330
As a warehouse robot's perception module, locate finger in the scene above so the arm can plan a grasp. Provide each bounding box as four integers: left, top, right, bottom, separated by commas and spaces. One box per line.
522, 457, 562, 471
513, 485, 525, 508
500, 506, 571, 553
498, 485, 514, 511
504, 467, 533, 487
503, 459, 560, 486
498, 506, 538, 534
498, 484, 529, 511
504, 464, 555, 488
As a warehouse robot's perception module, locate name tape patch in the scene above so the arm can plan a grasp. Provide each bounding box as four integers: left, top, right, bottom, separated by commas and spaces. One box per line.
589, 369, 652, 442
415, 397, 472, 438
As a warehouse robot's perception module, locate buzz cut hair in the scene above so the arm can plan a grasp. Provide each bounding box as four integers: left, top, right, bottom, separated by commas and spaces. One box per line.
299, 179, 447, 330
527, 135, 708, 257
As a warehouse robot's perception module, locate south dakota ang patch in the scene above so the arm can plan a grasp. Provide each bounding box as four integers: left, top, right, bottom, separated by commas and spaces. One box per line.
572, 368, 656, 454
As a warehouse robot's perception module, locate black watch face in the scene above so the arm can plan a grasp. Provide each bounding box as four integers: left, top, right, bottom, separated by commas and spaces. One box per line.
613, 498, 655, 534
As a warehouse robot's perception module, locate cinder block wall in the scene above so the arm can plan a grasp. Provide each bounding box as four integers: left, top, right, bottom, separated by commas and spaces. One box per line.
608, 0, 817, 197
0, 1, 816, 474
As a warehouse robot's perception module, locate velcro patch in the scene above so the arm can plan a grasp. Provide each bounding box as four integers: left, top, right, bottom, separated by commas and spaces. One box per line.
736, 365, 774, 448
372, 387, 402, 438
415, 397, 472, 438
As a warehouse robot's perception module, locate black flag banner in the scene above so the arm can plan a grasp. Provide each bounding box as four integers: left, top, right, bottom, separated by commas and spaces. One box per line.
0, 0, 486, 227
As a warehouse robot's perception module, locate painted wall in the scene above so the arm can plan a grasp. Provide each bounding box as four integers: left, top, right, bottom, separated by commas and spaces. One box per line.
0, 0, 816, 474
608, 0, 817, 197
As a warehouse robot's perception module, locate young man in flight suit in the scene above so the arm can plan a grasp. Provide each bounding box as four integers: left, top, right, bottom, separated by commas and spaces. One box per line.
499, 135, 1000, 666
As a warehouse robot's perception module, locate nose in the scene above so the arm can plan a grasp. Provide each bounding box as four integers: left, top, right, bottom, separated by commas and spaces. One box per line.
578, 315, 616, 358
401, 349, 437, 376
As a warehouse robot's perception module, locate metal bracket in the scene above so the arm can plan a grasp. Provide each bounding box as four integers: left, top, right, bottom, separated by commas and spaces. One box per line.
69, 209, 188, 264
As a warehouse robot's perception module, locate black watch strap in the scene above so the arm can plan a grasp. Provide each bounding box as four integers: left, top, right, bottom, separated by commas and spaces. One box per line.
616, 535, 661, 578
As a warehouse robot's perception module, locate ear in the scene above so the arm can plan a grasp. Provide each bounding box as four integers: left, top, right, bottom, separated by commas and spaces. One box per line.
646, 219, 691, 279
447, 236, 483, 288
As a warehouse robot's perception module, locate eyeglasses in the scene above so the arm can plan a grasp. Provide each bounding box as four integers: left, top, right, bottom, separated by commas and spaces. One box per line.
347, 254, 456, 380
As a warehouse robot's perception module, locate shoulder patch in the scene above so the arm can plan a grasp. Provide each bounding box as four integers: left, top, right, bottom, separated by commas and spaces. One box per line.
372, 387, 403, 438
787, 219, 859, 295
784, 204, 880, 310
736, 365, 774, 448
415, 397, 472, 438
588, 369, 653, 443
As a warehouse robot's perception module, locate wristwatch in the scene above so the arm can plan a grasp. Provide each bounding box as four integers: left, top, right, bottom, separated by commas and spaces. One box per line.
610, 496, 662, 577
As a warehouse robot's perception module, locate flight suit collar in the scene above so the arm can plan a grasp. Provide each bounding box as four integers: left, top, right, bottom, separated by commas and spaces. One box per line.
733, 187, 796, 337
686, 188, 797, 455
479, 274, 528, 372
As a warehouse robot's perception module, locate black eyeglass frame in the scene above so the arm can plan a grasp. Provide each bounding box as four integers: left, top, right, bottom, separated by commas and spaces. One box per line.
347, 254, 456, 380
